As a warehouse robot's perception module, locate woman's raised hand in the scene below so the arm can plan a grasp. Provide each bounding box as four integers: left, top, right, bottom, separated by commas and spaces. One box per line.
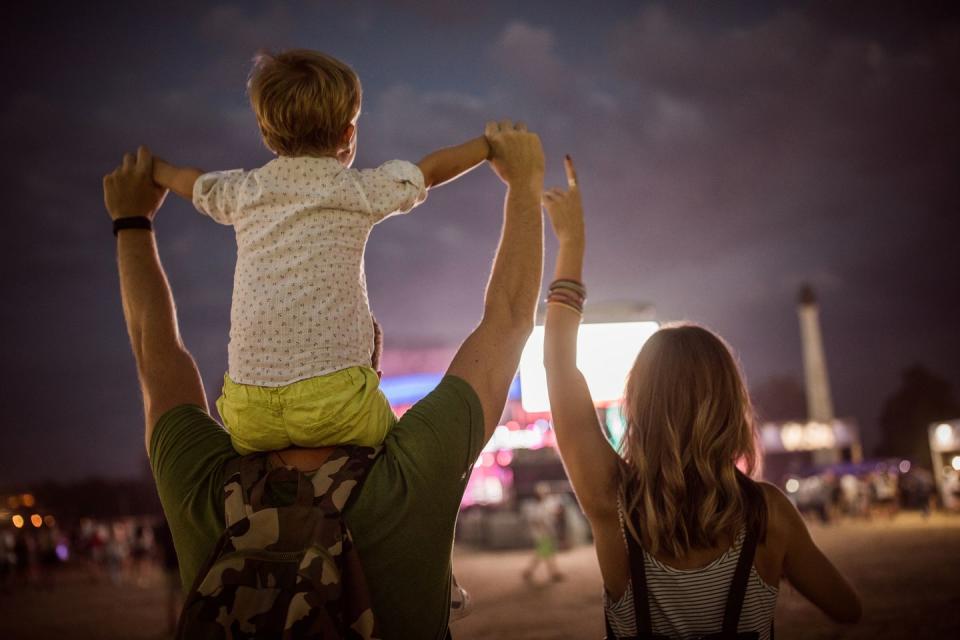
542, 155, 584, 244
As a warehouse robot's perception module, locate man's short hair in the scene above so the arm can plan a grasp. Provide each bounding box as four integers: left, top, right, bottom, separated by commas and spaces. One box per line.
247, 49, 361, 157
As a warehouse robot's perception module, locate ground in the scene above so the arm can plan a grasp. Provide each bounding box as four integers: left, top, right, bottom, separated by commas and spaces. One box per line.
0, 512, 957, 639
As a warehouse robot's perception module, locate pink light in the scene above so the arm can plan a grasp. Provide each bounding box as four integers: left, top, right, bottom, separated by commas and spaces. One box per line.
541, 429, 557, 449
496, 450, 513, 467
481, 452, 496, 468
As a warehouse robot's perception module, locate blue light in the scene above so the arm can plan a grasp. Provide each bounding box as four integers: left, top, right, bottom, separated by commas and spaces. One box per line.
381, 372, 521, 407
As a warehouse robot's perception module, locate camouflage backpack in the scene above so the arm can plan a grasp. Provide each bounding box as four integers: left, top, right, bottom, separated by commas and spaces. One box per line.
177, 445, 381, 640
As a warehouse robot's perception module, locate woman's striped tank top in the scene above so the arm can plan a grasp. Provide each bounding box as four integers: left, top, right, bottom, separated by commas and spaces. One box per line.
604, 527, 779, 639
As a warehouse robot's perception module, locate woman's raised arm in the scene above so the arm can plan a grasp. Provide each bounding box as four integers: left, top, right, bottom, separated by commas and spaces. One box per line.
543, 156, 621, 523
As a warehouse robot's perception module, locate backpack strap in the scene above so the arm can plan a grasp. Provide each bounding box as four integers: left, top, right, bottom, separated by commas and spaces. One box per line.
309, 445, 381, 513
721, 478, 767, 636
720, 522, 758, 635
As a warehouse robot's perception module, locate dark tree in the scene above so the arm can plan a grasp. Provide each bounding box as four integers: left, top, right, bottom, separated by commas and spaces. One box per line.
751, 375, 807, 423
876, 364, 960, 468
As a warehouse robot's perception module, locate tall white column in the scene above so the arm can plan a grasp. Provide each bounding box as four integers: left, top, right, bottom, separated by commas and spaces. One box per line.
797, 285, 835, 424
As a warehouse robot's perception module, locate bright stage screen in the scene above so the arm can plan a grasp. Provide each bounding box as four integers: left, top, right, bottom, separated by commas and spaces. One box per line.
518, 321, 660, 413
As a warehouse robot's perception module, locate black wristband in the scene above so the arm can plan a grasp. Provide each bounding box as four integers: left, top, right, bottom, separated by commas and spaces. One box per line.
113, 216, 153, 236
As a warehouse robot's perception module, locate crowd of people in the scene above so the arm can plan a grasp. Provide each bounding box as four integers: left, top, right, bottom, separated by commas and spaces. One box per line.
788, 463, 939, 523
0, 516, 182, 633
0, 518, 178, 590
0, 525, 64, 591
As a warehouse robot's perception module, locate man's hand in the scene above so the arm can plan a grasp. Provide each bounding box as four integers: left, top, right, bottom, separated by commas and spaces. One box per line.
485, 120, 544, 189
542, 155, 585, 245
103, 145, 168, 221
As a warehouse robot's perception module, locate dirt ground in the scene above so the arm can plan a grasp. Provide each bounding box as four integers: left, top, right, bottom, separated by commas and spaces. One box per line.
0, 512, 957, 639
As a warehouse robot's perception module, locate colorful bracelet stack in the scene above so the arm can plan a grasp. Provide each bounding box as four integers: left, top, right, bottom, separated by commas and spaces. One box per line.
546, 279, 586, 316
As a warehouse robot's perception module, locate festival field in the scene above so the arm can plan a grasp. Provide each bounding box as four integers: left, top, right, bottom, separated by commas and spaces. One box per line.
0, 512, 957, 639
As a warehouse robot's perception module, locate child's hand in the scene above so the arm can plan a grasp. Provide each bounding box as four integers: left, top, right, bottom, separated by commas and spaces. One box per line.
542, 155, 584, 244
150, 156, 204, 202
152, 157, 175, 189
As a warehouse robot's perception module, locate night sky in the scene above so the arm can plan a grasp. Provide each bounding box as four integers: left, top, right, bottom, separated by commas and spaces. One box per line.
2, 1, 958, 483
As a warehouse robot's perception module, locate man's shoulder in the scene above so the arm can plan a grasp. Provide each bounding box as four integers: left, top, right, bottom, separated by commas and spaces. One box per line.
150, 404, 235, 494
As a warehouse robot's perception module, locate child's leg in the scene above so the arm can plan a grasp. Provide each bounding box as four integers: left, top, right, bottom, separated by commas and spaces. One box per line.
217, 373, 291, 454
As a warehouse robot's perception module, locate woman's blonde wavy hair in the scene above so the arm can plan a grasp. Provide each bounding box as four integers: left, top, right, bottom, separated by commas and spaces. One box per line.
619, 323, 760, 558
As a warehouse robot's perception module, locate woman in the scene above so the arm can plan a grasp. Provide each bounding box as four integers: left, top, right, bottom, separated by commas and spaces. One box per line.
541, 156, 861, 638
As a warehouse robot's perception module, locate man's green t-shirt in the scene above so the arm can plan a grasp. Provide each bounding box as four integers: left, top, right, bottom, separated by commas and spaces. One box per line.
149, 375, 485, 640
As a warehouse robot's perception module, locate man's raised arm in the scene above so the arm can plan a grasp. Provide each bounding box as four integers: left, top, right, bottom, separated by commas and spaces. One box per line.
103, 146, 208, 450
447, 121, 544, 441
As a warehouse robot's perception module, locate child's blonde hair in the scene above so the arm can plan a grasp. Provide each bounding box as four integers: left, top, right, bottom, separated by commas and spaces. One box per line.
247, 49, 362, 157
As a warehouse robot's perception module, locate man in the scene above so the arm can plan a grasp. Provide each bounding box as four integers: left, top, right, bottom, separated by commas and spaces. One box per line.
103, 121, 544, 638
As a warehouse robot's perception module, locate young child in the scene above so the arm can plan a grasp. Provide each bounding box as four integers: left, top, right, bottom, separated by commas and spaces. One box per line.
151, 49, 491, 455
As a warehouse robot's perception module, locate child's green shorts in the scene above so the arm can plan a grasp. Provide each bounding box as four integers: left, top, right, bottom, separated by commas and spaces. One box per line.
216, 365, 396, 455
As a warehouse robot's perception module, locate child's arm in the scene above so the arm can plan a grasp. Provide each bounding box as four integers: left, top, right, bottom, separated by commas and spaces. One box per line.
153, 158, 205, 202
416, 136, 492, 190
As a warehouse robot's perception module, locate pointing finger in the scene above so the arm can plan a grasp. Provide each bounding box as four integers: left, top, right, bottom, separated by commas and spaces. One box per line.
564, 154, 578, 189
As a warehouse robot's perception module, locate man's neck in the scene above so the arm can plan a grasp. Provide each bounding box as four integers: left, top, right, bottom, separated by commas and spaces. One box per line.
271, 446, 337, 471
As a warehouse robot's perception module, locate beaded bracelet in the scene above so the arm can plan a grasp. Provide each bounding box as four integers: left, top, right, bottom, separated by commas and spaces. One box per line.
546, 290, 584, 311
549, 279, 587, 299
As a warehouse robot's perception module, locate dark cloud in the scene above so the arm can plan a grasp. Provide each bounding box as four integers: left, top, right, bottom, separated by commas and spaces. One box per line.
1, 1, 958, 482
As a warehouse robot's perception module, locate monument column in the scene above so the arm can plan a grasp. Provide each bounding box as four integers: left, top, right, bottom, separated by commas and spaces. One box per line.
797, 284, 835, 424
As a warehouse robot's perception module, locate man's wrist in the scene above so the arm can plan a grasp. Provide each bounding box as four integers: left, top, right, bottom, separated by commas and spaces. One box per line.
113, 216, 153, 236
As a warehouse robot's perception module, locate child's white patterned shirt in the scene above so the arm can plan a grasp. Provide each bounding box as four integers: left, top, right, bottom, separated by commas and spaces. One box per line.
192, 156, 426, 386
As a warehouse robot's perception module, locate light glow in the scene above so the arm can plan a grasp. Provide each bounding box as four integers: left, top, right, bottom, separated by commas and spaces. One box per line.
952, 456, 960, 472
935, 423, 955, 448
518, 321, 660, 413
22, 494, 35, 508
12, 515, 24, 529
898, 460, 911, 474
484, 424, 551, 452
785, 478, 800, 494
30, 514, 42, 528
482, 476, 504, 503
779, 421, 838, 451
